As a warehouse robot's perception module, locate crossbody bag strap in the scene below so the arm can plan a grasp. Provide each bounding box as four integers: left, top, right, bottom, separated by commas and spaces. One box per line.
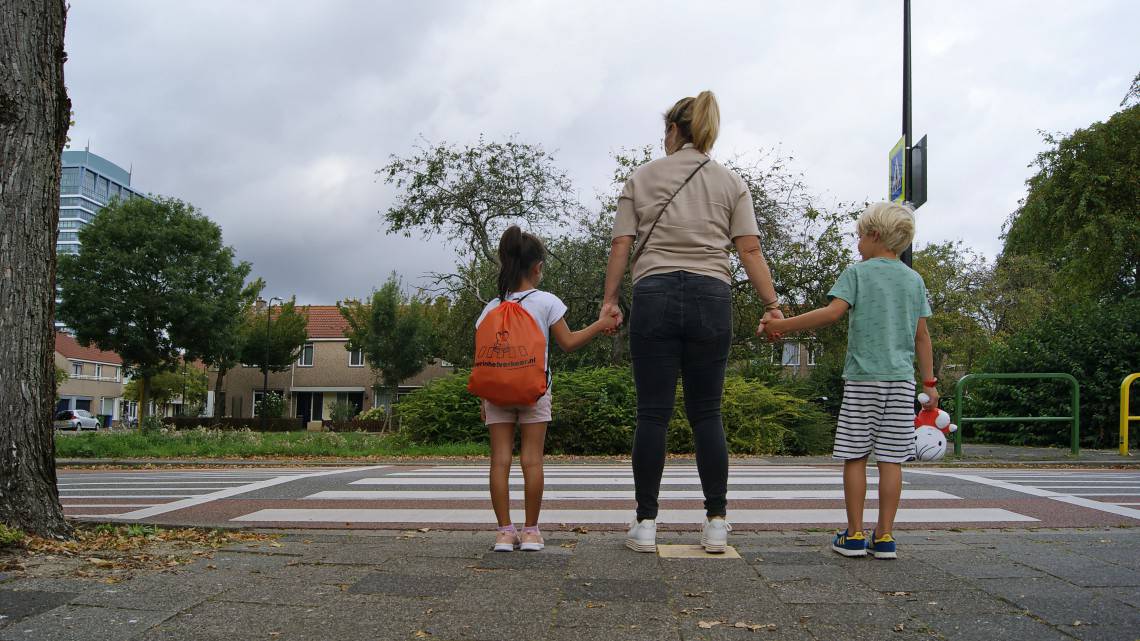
629, 158, 711, 267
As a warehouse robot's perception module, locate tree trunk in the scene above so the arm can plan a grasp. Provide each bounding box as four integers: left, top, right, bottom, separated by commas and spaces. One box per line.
138, 376, 150, 423
213, 367, 228, 417
0, 0, 71, 537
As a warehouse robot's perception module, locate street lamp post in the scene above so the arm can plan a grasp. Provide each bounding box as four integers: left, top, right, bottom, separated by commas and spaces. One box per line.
260, 296, 283, 431
900, 0, 913, 267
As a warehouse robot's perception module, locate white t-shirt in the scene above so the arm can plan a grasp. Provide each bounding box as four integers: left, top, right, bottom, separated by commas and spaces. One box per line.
476, 290, 568, 365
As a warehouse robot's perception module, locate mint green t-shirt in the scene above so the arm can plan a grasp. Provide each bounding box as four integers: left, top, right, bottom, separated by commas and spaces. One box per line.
827, 258, 932, 381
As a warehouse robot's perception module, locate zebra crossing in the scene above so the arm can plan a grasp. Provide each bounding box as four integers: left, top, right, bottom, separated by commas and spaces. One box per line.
58, 469, 305, 518
230, 464, 1038, 528
930, 469, 1140, 521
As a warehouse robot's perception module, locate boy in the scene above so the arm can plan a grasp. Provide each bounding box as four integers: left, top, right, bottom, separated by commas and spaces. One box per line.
760, 201, 936, 559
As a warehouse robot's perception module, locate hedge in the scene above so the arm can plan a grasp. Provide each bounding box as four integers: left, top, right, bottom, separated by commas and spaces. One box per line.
161, 417, 305, 432
324, 419, 388, 433
398, 368, 833, 455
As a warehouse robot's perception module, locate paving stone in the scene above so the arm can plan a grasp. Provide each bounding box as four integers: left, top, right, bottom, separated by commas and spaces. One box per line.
845, 558, 969, 592
552, 599, 674, 628
380, 555, 480, 577
288, 599, 427, 641
183, 551, 294, 575
461, 567, 562, 591
259, 561, 376, 585
136, 601, 306, 641
973, 577, 1140, 627
214, 575, 348, 607
0, 604, 172, 641
0, 591, 75, 629
923, 612, 1078, 641
921, 551, 1044, 580
904, 589, 1023, 618
474, 549, 571, 570
1010, 550, 1140, 588
768, 577, 887, 604
789, 603, 913, 629
755, 563, 853, 583
561, 577, 669, 603
1059, 623, 1140, 641
421, 606, 551, 640
0, 578, 101, 594
807, 623, 941, 640
348, 573, 461, 598
549, 624, 682, 641
678, 619, 814, 641
443, 587, 559, 613
69, 573, 224, 612
740, 548, 833, 566
302, 543, 400, 565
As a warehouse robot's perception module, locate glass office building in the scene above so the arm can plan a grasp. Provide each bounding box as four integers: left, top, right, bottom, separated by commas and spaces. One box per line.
57, 149, 142, 256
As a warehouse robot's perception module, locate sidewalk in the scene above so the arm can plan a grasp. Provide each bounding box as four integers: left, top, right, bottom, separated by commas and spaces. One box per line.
2, 528, 1138, 640
56, 444, 1139, 468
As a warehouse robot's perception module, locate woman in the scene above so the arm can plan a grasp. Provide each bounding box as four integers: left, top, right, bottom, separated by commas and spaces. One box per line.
600, 91, 781, 553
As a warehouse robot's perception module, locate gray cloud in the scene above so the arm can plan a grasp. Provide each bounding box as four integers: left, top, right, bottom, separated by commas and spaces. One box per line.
64, 1, 1140, 303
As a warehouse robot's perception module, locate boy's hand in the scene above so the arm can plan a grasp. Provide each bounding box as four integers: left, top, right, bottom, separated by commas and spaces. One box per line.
921, 386, 939, 409
480, 403, 487, 423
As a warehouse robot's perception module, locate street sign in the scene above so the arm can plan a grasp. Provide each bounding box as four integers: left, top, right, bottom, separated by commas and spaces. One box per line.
910, 134, 928, 208
889, 136, 906, 203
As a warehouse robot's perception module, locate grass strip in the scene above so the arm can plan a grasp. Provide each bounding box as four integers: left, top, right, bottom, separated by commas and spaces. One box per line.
55, 429, 489, 459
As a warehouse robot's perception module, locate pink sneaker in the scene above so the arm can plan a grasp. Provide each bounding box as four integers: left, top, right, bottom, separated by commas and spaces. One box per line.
493, 525, 519, 552
519, 526, 544, 552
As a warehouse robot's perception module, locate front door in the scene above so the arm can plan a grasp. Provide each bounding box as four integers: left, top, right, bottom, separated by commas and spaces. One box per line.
295, 392, 323, 423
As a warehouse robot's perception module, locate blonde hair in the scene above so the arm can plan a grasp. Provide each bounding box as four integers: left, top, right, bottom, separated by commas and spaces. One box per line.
665, 90, 720, 153
856, 201, 916, 254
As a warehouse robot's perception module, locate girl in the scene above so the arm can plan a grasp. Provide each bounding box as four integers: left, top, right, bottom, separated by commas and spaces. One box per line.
476, 225, 619, 552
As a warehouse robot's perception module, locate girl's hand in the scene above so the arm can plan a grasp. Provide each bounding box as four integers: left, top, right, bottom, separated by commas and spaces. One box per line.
758, 318, 784, 341
599, 303, 623, 336
480, 403, 487, 423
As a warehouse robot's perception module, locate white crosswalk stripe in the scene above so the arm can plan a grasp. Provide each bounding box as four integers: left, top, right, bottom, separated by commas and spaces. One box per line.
225, 464, 1038, 527
912, 468, 1140, 519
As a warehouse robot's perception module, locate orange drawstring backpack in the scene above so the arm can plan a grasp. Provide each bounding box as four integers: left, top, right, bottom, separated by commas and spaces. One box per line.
467, 292, 549, 406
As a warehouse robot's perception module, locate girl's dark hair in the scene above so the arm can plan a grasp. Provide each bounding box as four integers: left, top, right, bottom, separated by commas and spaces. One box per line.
497, 225, 546, 301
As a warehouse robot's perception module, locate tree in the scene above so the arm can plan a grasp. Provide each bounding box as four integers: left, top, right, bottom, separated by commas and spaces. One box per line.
0, 0, 71, 537
239, 298, 309, 387
912, 241, 992, 382
1001, 105, 1139, 303
201, 278, 264, 418
340, 277, 436, 421
124, 363, 207, 416
379, 135, 580, 298
56, 197, 251, 423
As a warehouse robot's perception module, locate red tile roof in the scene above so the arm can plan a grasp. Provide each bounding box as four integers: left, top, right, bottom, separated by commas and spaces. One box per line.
54, 333, 123, 365
302, 306, 350, 339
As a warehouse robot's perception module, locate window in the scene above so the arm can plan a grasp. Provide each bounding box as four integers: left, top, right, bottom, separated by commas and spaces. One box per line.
83, 170, 95, 191
59, 220, 83, 230
114, 367, 121, 382
56, 244, 79, 255
297, 343, 314, 367
95, 364, 102, 379
72, 362, 83, 376
57, 232, 80, 243
252, 390, 284, 417
95, 176, 108, 200
349, 348, 364, 367
807, 344, 822, 366
110, 184, 121, 200
61, 168, 81, 191
774, 343, 800, 367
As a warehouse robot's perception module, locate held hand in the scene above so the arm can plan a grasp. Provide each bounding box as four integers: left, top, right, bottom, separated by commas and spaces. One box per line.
757, 318, 784, 341
599, 302, 623, 336
921, 386, 939, 410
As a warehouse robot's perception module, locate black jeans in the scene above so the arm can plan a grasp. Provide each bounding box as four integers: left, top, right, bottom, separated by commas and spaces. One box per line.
630, 271, 732, 520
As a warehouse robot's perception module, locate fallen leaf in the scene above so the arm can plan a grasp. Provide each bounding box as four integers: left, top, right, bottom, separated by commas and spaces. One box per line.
697, 621, 724, 629
572, 526, 589, 534
889, 591, 910, 596
414, 631, 431, 638
685, 591, 710, 597
734, 621, 777, 631
205, 564, 217, 570
894, 623, 906, 632
87, 557, 114, 567
1072, 620, 1082, 627
585, 602, 605, 609
268, 542, 283, 548
418, 528, 431, 533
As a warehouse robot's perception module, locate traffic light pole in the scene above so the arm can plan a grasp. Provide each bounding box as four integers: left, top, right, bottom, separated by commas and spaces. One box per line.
900, 0, 914, 267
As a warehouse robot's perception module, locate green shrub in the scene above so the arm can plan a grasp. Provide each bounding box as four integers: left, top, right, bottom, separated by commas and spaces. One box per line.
325, 419, 387, 433
358, 406, 387, 421
967, 298, 1140, 448
329, 400, 358, 422
255, 391, 285, 419
162, 417, 304, 432
400, 367, 834, 455
397, 371, 484, 444
0, 524, 26, 547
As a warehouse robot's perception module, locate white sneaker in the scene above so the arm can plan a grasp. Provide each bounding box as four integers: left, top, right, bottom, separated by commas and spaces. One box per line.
625, 518, 657, 553
701, 517, 731, 553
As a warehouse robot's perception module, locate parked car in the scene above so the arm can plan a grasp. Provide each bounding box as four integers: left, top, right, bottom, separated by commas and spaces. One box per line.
54, 409, 101, 431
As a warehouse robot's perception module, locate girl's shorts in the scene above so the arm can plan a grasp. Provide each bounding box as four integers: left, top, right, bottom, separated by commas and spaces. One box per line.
483, 388, 552, 425
833, 380, 916, 464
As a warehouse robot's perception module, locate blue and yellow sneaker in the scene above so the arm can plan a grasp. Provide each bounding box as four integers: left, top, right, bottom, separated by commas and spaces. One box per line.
869, 530, 897, 559
831, 529, 868, 557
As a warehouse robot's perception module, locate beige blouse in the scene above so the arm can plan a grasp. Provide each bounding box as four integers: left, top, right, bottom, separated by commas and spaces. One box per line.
613, 144, 760, 284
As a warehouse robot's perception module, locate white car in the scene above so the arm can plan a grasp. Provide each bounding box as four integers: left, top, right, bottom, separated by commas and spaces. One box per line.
54, 409, 101, 431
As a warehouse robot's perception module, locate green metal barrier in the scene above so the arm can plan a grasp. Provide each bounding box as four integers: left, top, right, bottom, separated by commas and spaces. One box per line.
953, 373, 1080, 457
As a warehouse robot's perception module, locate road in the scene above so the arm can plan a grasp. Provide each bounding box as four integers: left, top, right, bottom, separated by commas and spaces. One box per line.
58, 464, 1140, 530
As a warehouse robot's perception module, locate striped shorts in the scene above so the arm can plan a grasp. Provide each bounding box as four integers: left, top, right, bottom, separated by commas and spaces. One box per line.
833, 380, 916, 464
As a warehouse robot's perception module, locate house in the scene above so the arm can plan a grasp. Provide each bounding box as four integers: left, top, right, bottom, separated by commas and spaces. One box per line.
207, 305, 455, 420
773, 341, 822, 378
54, 332, 125, 424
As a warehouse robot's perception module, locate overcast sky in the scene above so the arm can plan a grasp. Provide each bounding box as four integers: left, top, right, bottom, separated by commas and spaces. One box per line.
63, 1, 1138, 304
